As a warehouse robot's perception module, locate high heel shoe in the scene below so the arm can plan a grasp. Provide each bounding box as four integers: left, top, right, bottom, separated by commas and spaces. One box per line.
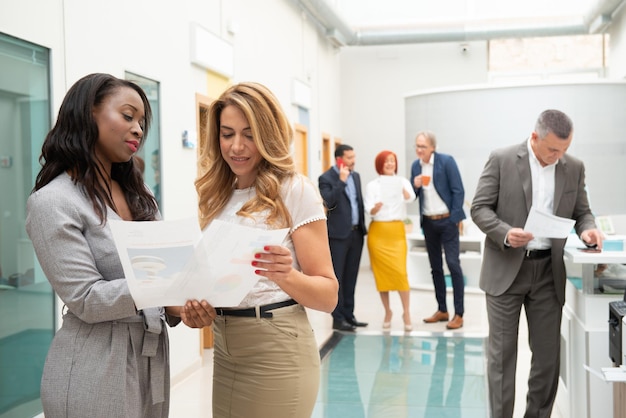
383, 311, 392, 330
403, 312, 412, 332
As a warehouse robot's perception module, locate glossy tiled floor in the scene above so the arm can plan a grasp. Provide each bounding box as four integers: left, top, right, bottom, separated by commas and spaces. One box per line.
311, 333, 488, 417
170, 268, 565, 417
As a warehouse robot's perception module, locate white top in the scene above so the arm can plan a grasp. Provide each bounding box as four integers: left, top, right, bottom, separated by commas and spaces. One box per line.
420, 154, 449, 215
364, 175, 415, 221
212, 174, 326, 308
527, 137, 556, 250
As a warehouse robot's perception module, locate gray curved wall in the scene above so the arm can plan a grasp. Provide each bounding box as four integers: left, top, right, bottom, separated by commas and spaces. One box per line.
404, 81, 626, 216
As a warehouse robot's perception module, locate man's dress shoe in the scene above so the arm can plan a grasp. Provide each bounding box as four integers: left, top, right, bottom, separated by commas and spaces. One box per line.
333, 320, 356, 331
446, 315, 464, 330
423, 311, 449, 323
348, 317, 368, 327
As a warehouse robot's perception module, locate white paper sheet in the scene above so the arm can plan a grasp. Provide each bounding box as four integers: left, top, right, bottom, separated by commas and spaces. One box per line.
378, 176, 403, 206
109, 218, 289, 309
523, 206, 575, 239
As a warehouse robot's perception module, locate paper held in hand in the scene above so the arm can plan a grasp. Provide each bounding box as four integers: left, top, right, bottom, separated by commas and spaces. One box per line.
379, 175, 403, 205
523, 206, 575, 239
109, 218, 289, 309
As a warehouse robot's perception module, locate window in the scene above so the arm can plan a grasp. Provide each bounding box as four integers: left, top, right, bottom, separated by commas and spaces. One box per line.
488, 34, 608, 82
125, 72, 162, 211
0, 32, 53, 417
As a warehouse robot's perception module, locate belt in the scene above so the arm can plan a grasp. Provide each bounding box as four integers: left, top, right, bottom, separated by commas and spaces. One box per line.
525, 249, 552, 259
215, 299, 298, 318
423, 213, 450, 221
351, 225, 360, 230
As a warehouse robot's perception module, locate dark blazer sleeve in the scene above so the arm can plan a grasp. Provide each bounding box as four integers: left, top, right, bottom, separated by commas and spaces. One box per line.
410, 159, 425, 221
351, 172, 367, 235
318, 169, 367, 239
410, 159, 422, 197
319, 169, 344, 213
435, 154, 466, 224
319, 169, 351, 239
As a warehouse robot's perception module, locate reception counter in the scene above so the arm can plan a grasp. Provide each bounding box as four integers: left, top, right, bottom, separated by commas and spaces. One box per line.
558, 245, 626, 418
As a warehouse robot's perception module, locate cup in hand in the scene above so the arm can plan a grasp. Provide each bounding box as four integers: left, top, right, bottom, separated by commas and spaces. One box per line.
421, 175, 431, 187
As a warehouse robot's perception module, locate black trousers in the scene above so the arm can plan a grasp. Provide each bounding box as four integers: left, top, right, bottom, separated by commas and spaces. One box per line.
329, 230, 364, 322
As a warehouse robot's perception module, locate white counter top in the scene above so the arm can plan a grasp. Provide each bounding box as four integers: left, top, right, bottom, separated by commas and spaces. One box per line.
564, 248, 626, 264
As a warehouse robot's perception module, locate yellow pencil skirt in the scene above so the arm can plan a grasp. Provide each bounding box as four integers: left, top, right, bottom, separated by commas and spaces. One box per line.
367, 220, 410, 292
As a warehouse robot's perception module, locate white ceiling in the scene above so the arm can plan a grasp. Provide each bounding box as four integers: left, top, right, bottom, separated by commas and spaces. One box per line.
293, 0, 625, 45
330, 0, 595, 28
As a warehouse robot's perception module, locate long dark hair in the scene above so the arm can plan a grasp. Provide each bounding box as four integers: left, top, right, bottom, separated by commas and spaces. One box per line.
33, 73, 157, 222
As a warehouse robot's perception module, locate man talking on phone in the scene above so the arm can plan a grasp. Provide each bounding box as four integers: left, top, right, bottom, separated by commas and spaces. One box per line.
319, 144, 368, 331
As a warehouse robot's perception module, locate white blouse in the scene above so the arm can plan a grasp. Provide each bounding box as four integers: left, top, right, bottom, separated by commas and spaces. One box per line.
364, 175, 416, 222
211, 174, 326, 308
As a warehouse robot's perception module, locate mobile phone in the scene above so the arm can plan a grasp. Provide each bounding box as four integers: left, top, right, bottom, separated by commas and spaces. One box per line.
336, 157, 344, 168
578, 247, 601, 253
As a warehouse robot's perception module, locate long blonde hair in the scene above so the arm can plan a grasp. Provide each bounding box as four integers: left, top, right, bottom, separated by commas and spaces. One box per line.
195, 82, 295, 229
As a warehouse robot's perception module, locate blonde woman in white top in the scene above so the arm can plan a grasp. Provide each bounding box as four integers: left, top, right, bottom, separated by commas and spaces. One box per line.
364, 150, 416, 331
179, 82, 338, 418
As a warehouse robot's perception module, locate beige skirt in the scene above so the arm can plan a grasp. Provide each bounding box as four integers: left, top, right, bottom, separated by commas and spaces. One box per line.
211, 304, 319, 418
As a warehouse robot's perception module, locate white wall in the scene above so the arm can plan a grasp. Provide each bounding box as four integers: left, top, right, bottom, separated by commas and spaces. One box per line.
339, 42, 488, 213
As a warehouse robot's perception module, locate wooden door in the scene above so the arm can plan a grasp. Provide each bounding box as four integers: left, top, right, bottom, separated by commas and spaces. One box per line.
334, 138, 342, 161
293, 123, 308, 175
322, 133, 331, 172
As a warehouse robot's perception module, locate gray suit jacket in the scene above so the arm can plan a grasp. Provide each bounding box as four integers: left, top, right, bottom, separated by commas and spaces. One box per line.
26, 172, 178, 417
471, 140, 596, 305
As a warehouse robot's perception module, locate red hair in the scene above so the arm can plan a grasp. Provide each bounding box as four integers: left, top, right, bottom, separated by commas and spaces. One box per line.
374, 150, 397, 175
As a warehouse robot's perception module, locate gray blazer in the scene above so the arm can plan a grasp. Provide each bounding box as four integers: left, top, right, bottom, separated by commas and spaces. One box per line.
471, 140, 596, 305
26, 172, 179, 417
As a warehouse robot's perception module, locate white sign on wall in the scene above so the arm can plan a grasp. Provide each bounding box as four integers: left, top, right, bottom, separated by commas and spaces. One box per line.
292, 79, 311, 109
190, 23, 234, 78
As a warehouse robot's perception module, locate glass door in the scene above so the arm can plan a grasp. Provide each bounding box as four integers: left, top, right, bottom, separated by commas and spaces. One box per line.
125, 72, 162, 212
0, 32, 53, 418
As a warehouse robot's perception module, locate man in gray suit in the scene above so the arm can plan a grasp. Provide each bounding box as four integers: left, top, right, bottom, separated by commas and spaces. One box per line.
471, 109, 603, 418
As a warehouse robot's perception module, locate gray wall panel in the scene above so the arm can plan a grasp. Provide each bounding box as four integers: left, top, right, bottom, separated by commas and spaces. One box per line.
405, 81, 626, 216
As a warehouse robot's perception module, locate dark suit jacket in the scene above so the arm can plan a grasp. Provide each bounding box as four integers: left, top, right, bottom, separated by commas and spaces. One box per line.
471, 140, 597, 305
318, 167, 366, 239
410, 152, 466, 224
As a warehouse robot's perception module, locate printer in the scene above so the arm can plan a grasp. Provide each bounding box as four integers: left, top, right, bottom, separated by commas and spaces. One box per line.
609, 299, 626, 365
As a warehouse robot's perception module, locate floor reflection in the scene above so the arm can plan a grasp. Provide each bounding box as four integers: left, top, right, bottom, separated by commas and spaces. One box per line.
367, 334, 412, 418
313, 332, 489, 418
319, 332, 365, 418
424, 337, 465, 417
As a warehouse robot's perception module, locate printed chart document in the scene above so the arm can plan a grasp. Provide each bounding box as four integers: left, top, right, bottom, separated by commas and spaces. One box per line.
523, 206, 575, 239
109, 218, 289, 309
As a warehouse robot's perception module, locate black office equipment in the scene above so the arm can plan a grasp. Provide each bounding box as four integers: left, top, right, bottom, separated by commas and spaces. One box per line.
609, 298, 626, 365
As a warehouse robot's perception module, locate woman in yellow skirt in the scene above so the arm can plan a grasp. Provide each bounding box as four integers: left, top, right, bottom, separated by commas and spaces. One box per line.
364, 150, 416, 331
